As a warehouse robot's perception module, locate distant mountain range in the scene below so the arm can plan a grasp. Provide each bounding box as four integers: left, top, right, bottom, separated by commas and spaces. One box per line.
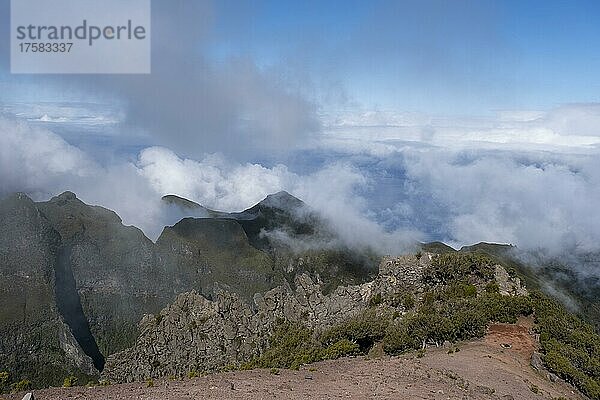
0, 190, 598, 390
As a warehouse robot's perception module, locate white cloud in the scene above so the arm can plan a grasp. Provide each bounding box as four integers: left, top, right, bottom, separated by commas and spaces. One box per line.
316, 104, 600, 260
137, 146, 297, 211
321, 104, 600, 154
542, 103, 600, 137
3, 103, 600, 264
0, 118, 415, 253
136, 147, 418, 252
293, 163, 422, 253
401, 147, 600, 253
0, 116, 94, 196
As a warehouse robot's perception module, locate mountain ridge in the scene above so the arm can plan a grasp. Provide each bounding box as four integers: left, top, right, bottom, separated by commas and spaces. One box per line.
1, 190, 599, 397
0, 190, 377, 389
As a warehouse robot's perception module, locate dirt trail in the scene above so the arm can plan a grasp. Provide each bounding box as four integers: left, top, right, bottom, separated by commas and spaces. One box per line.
6, 318, 583, 400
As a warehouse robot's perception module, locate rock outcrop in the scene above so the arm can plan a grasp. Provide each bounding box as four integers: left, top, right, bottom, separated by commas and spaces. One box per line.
102, 253, 526, 383
494, 265, 528, 296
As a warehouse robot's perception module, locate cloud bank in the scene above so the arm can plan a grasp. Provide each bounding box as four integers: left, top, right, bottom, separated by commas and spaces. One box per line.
0, 116, 416, 253
2, 102, 600, 263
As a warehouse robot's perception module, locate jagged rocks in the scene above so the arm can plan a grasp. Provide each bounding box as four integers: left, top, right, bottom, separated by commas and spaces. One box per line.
494, 265, 528, 296
102, 264, 404, 382
530, 351, 545, 374
530, 351, 560, 382
102, 289, 267, 382
103, 253, 522, 382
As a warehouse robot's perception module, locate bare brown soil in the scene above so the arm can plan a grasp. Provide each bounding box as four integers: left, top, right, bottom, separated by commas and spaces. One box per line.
6, 318, 584, 400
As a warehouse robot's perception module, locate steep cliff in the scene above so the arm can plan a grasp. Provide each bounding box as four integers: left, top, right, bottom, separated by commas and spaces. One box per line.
0, 193, 96, 387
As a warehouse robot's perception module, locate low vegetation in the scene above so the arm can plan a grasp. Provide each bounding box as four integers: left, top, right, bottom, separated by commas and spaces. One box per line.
0, 366, 96, 393
62, 375, 78, 388
321, 309, 390, 352
383, 292, 532, 353
243, 252, 600, 399
0, 371, 9, 393
532, 291, 600, 399
422, 252, 496, 285
11, 379, 32, 392
241, 320, 360, 370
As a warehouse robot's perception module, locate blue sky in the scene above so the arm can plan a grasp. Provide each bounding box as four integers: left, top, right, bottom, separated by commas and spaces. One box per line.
3, 0, 600, 113
204, 0, 600, 114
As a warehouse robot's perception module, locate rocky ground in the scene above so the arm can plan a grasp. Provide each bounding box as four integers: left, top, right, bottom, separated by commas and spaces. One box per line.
6, 318, 583, 400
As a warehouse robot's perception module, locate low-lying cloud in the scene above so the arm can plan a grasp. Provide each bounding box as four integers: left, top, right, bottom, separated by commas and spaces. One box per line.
2, 103, 600, 265
402, 147, 600, 252
0, 116, 415, 253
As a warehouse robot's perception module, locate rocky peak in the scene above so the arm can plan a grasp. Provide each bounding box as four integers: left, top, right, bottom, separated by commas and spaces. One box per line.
53, 191, 78, 202
162, 194, 203, 210
39, 191, 124, 233
258, 191, 304, 210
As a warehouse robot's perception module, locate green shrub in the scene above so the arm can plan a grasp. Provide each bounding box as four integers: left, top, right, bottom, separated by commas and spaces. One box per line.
0, 371, 9, 393
447, 345, 460, 354
245, 315, 380, 372
321, 309, 391, 352
324, 339, 360, 359
387, 291, 415, 309
443, 282, 478, 299
383, 292, 531, 355
383, 323, 421, 353
244, 321, 324, 370
530, 384, 540, 394
422, 253, 495, 285
369, 293, 383, 307
146, 378, 154, 387
401, 293, 415, 309
62, 375, 78, 388
11, 379, 31, 392
476, 293, 533, 324
485, 282, 500, 293
531, 291, 600, 399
